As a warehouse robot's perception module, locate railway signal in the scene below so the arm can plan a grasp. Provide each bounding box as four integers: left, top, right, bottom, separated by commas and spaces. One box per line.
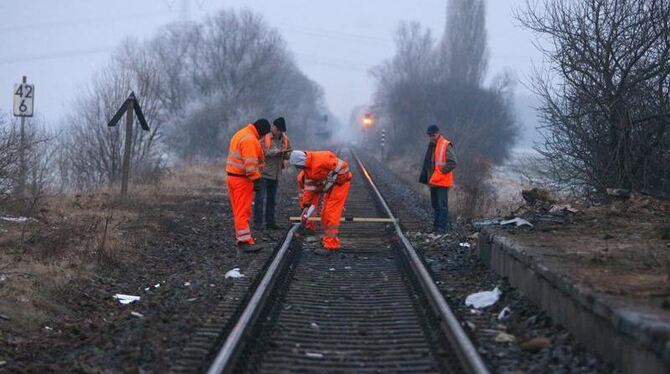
362, 112, 373, 128
12, 76, 34, 197
107, 91, 150, 198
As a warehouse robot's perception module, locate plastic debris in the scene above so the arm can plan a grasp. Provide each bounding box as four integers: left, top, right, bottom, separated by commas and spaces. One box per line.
498, 306, 512, 320
154, 283, 161, 288
183, 282, 191, 287
459, 242, 471, 248
472, 218, 502, 230
465, 287, 501, 309
44, 326, 53, 331
225, 268, 245, 279
329, 268, 336, 271
344, 266, 352, 270
305, 352, 324, 359
131, 311, 144, 318
0, 216, 34, 223
310, 322, 319, 330
495, 332, 516, 343
469, 309, 482, 315
187, 298, 197, 302
500, 217, 533, 227
113, 294, 140, 304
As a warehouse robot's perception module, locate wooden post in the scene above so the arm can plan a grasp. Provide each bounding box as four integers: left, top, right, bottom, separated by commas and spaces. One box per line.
120, 100, 134, 197
17, 75, 27, 197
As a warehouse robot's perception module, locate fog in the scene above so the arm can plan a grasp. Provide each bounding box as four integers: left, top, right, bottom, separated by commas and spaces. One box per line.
0, 0, 542, 148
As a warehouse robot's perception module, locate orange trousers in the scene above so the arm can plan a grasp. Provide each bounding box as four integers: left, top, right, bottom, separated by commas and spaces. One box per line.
321, 181, 351, 250
227, 175, 255, 244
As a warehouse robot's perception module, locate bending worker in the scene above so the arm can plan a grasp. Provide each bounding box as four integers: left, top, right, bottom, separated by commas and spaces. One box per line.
254, 117, 292, 230
225, 119, 271, 252
419, 124, 457, 234
289, 150, 352, 256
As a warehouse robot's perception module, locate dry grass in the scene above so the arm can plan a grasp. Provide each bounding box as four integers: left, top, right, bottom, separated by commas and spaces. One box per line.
0, 163, 226, 333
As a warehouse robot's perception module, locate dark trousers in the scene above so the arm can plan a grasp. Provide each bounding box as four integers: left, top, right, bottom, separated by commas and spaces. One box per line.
430, 186, 449, 232
253, 178, 278, 227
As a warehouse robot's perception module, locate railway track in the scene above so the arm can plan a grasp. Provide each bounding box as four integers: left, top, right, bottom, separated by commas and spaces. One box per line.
205, 148, 489, 373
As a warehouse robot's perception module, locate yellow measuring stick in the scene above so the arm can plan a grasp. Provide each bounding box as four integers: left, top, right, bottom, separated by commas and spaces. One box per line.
289, 216, 398, 223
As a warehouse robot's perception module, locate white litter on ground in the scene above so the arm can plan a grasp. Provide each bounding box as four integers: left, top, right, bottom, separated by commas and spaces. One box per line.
154, 283, 161, 288
44, 326, 53, 331
305, 352, 324, 358
329, 268, 335, 271
465, 287, 501, 309
113, 294, 141, 304
344, 266, 352, 270
500, 217, 533, 227
498, 306, 512, 320
495, 332, 516, 343
131, 311, 144, 318
459, 242, 471, 248
225, 268, 245, 279
183, 282, 191, 287
0, 216, 34, 223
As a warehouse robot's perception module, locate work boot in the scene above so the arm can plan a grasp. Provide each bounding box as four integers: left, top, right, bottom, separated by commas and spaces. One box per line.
313, 248, 335, 257
266, 223, 282, 230
237, 242, 262, 253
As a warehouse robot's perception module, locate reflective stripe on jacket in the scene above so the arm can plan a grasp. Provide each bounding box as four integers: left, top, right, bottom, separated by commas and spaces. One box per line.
428, 135, 454, 187
225, 124, 264, 181
301, 151, 352, 207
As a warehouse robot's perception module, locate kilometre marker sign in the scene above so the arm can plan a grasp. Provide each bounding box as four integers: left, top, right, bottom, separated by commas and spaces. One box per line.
13, 82, 34, 117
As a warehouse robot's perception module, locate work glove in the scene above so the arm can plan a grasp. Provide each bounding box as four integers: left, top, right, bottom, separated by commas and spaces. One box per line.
253, 179, 261, 192
301, 205, 316, 225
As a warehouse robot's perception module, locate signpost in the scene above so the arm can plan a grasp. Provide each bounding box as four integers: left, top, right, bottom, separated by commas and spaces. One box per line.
107, 91, 150, 198
13, 76, 34, 196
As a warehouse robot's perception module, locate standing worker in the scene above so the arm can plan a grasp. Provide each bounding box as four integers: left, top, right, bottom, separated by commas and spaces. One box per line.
226, 119, 271, 252
254, 117, 292, 230
289, 150, 352, 256
419, 125, 457, 234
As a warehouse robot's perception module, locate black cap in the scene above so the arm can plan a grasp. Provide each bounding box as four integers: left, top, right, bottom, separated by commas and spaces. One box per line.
426, 125, 440, 135
253, 119, 271, 137
273, 117, 286, 132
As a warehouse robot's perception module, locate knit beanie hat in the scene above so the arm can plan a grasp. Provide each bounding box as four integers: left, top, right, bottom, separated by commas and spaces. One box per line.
253, 119, 271, 137
273, 117, 287, 132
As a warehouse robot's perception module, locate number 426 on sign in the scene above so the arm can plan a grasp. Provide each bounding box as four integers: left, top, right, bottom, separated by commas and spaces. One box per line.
13, 83, 34, 117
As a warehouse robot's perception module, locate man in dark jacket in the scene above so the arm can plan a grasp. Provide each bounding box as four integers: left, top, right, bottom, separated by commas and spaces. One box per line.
419, 125, 457, 233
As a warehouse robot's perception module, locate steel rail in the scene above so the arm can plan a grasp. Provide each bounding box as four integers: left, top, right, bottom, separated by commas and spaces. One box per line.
206, 224, 300, 374
350, 148, 490, 374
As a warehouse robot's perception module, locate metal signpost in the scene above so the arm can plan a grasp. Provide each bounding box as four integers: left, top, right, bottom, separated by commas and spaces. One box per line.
13, 76, 34, 197
107, 91, 150, 198
381, 128, 386, 161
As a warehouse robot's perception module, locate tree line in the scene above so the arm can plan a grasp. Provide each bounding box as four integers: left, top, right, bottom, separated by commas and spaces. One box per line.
0, 9, 327, 198
370, 0, 518, 215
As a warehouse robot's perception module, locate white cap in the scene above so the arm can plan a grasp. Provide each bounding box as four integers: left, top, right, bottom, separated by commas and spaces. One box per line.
289, 150, 307, 167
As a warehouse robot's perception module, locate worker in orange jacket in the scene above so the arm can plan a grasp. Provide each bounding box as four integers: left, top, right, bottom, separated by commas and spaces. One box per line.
289, 150, 352, 255
225, 119, 271, 252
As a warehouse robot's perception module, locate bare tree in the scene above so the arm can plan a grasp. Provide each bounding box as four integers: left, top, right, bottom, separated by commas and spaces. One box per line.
518, 0, 670, 197
439, 0, 489, 85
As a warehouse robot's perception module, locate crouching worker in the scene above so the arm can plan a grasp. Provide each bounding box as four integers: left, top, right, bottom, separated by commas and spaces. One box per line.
289, 150, 352, 256
225, 119, 271, 252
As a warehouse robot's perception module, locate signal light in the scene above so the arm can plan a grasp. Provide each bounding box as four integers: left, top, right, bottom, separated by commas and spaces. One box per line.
362, 113, 373, 128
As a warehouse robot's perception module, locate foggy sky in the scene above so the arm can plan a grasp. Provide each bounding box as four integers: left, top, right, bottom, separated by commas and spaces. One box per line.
0, 0, 543, 147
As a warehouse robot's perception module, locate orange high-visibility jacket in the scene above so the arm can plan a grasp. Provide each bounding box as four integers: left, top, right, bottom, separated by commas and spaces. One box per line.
226, 124, 264, 181
429, 135, 454, 187
301, 151, 352, 207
